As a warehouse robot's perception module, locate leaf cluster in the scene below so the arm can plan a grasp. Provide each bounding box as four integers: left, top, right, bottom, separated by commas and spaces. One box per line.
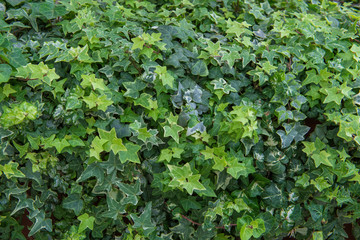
1, 0, 360, 239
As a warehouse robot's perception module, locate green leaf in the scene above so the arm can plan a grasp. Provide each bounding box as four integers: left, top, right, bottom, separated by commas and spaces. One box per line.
158, 147, 184, 162
0, 64, 12, 83
0, 102, 38, 127
123, 79, 147, 99
350, 44, 360, 61
226, 19, 251, 37
130, 202, 156, 236
170, 218, 195, 239
100, 152, 124, 174
13, 141, 29, 158
252, 218, 266, 238
240, 224, 253, 240
116, 180, 142, 197
262, 183, 286, 208
83, 92, 113, 111
227, 157, 254, 179
82, 92, 98, 109
155, 66, 175, 88
119, 143, 141, 163
295, 173, 310, 188
180, 198, 201, 211
311, 150, 334, 168
313, 231, 323, 240
303, 69, 320, 85
277, 122, 310, 149
2, 161, 25, 178
132, 36, 145, 50
3, 84, 16, 97
163, 125, 183, 144
134, 93, 158, 110
323, 87, 344, 105
8, 48, 28, 68
205, 40, 221, 56
52, 138, 70, 153
66, 96, 82, 110
302, 142, 316, 156
6, 0, 25, 7
77, 163, 104, 183
62, 194, 84, 215
98, 128, 126, 154
261, 61, 277, 75
191, 60, 208, 77
16, 62, 60, 85
28, 212, 52, 236
310, 176, 331, 191
307, 203, 323, 222
77, 213, 95, 233
168, 163, 205, 194
222, 50, 241, 68
239, 49, 256, 67
210, 78, 236, 94
81, 74, 106, 90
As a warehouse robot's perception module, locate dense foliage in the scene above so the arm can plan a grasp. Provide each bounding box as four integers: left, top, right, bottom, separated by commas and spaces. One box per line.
1, 0, 360, 239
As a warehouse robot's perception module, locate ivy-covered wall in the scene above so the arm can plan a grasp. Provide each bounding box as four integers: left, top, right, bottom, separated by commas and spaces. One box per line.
1, 0, 360, 239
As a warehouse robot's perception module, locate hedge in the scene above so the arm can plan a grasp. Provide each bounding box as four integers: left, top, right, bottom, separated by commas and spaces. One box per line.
1, 0, 360, 239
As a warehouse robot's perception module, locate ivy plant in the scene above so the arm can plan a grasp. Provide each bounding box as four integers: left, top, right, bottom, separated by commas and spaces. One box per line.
1, 0, 360, 239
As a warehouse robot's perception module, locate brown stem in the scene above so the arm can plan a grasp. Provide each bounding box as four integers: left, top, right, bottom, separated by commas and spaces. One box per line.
181, 215, 202, 226
129, 56, 143, 75
11, 27, 27, 36
295, 29, 303, 36
12, 77, 38, 81
287, 56, 292, 72
350, 38, 360, 43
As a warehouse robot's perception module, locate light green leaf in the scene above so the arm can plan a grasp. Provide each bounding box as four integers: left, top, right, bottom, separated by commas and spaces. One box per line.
98, 128, 126, 154
3, 84, 16, 97
312, 150, 334, 168
83, 92, 98, 109
168, 163, 205, 194
16, 62, 60, 85
77, 213, 95, 233
261, 61, 277, 75
52, 138, 70, 153
2, 161, 25, 178
155, 66, 175, 88
312, 231, 323, 240
295, 173, 310, 188
350, 44, 360, 61
227, 157, 251, 179
323, 87, 344, 105
226, 19, 252, 37
164, 124, 183, 144
81, 74, 106, 90
310, 176, 331, 192
131, 36, 145, 50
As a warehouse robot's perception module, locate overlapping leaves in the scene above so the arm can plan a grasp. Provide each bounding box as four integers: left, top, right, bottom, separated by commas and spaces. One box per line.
1, 0, 360, 239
